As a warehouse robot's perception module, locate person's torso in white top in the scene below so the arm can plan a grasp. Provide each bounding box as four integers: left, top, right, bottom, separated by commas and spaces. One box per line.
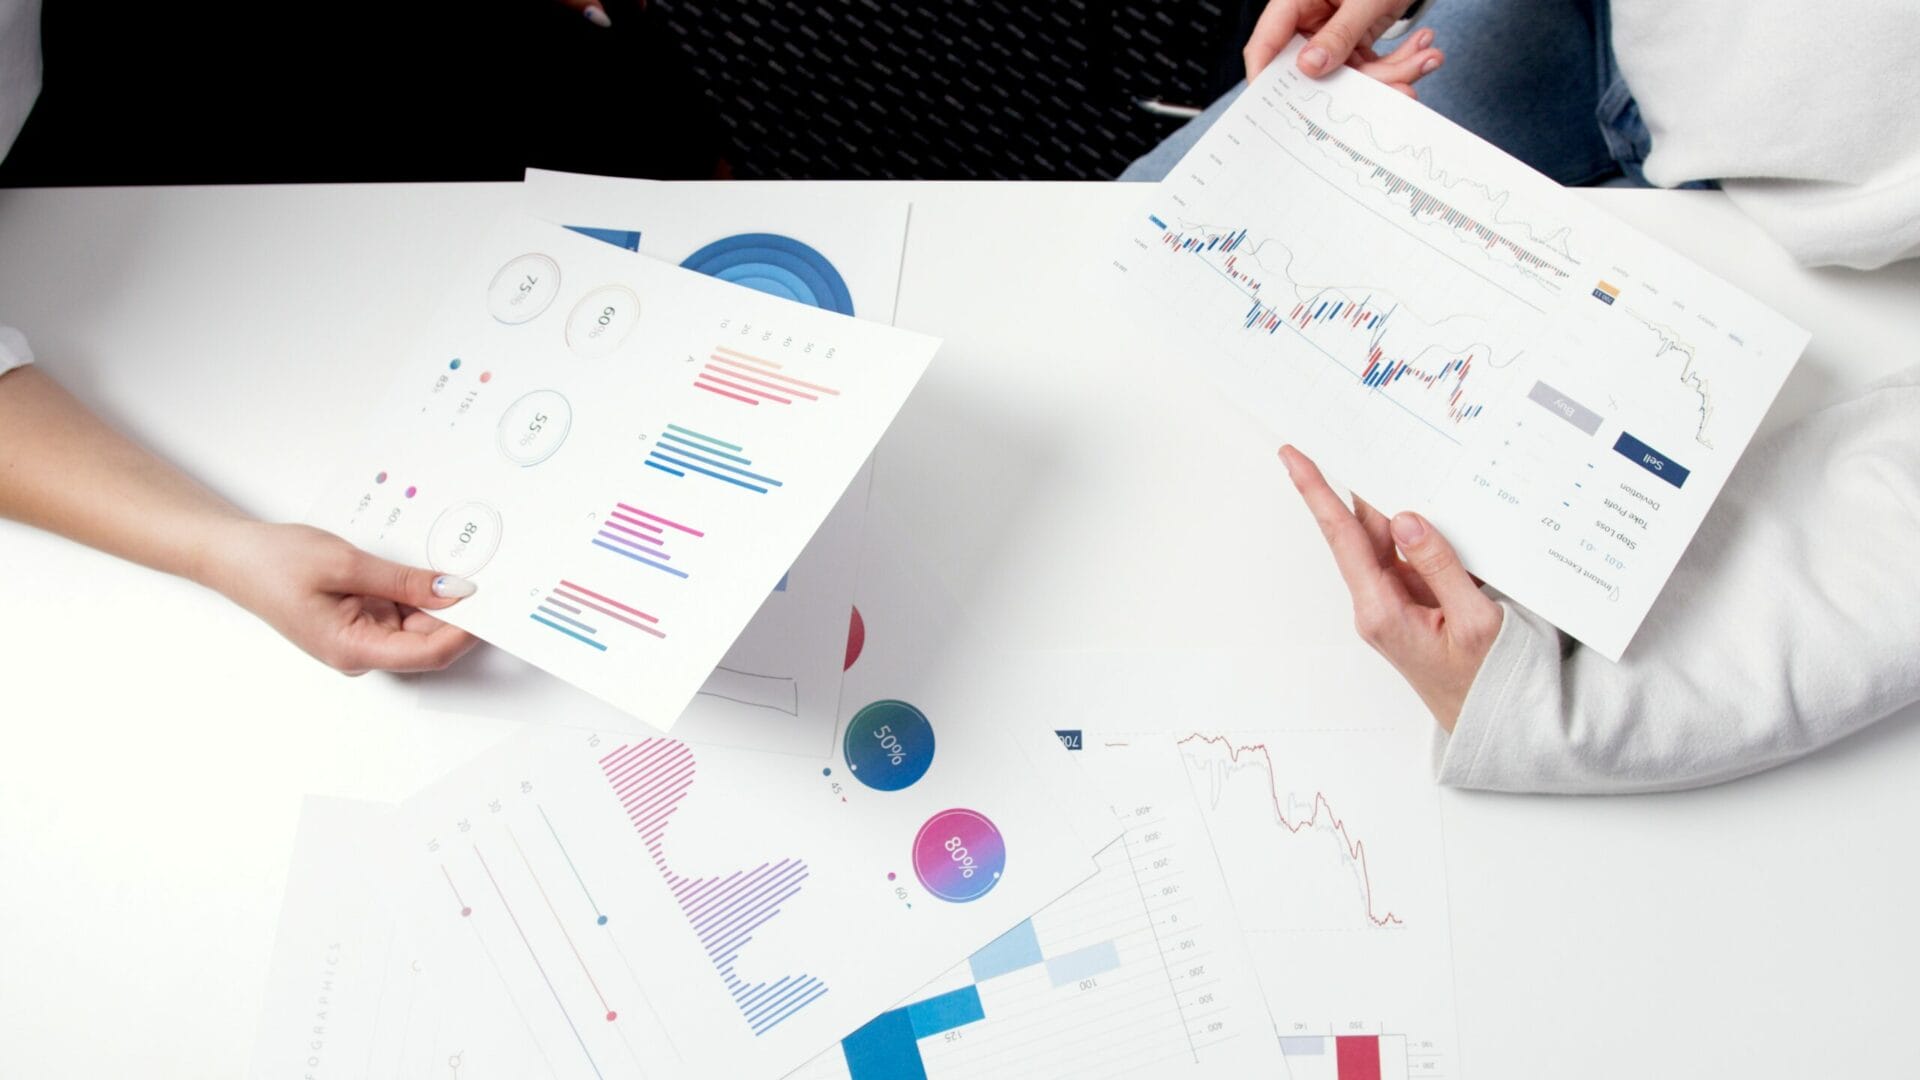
1609, 0, 1920, 268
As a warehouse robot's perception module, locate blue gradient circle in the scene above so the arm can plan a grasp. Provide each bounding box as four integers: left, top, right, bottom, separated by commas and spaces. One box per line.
679, 233, 856, 316
844, 700, 934, 791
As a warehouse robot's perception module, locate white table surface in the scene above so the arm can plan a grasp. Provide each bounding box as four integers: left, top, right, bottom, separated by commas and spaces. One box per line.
1, 180, 1916, 1079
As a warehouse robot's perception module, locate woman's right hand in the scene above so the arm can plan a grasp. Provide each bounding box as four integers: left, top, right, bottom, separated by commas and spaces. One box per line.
202, 521, 482, 676
1245, 1, 1444, 97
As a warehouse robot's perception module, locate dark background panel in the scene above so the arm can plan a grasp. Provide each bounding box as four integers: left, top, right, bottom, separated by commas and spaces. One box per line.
0, 1, 1255, 186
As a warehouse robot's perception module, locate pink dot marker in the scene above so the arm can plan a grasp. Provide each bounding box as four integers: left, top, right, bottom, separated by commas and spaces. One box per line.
480, 371, 493, 383
405, 486, 418, 499
375, 471, 388, 484
460, 906, 472, 917
606, 1011, 618, 1022
887, 872, 896, 881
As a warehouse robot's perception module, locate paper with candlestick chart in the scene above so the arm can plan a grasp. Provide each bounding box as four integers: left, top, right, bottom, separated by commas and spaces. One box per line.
309, 215, 937, 729
1114, 39, 1808, 659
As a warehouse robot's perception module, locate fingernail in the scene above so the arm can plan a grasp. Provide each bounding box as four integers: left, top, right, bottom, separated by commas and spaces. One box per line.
583, 5, 612, 28
432, 574, 478, 599
1391, 513, 1426, 545
1300, 46, 1330, 74
1278, 445, 1300, 479
1420, 56, 1441, 75
1415, 28, 1434, 48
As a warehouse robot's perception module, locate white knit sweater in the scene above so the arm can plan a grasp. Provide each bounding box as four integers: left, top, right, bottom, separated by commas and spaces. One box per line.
1439, 363, 1920, 792
1610, 0, 1920, 268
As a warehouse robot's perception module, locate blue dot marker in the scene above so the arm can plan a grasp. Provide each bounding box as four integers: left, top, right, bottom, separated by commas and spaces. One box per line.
596, 915, 608, 925
449, 358, 462, 370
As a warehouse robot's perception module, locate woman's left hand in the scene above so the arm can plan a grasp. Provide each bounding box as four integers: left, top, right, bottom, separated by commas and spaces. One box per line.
1279, 445, 1502, 730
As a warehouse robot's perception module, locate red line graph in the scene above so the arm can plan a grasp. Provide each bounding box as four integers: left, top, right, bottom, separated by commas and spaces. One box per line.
1178, 733, 1403, 927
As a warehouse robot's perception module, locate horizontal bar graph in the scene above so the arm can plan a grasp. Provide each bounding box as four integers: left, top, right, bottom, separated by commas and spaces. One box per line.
645, 424, 785, 495
838, 914, 1130, 1080
592, 502, 703, 579
842, 986, 986, 1080
1278, 1033, 1410, 1080
967, 917, 1045, 982
1043, 939, 1121, 988
694, 344, 843, 408
529, 578, 665, 651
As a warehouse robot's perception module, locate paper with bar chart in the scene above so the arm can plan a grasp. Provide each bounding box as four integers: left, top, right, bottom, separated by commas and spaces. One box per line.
310, 216, 936, 728
1116, 38, 1809, 658
523, 171, 912, 751
987, 650, 1460, 1079
788, 736, 1287, 1080
248, 705, 1113, 1080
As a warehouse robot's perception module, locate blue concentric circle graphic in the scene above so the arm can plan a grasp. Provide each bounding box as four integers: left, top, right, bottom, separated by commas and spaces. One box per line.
679, 233, 856, 316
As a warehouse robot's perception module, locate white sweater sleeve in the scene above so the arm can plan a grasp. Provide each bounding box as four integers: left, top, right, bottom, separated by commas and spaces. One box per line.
0, 325, 31, 377
1437, 363, 1920, 794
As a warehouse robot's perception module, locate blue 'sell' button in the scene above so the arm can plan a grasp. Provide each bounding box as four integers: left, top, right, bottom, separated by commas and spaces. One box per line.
1613, 432, 1689, 488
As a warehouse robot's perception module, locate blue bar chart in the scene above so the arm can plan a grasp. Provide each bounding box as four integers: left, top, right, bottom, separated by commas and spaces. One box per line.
645, 423, 786, 494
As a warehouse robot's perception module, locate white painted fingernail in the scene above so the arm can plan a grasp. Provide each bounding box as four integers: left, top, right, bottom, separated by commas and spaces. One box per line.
433, 575, 478, 599
584, 5, 612, 27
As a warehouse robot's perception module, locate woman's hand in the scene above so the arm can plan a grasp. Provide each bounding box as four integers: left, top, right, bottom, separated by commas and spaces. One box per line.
1279, 445, 1501, 730
554, 0, 615, 29
1246, 1, 1444, 97
204, 522, 482, 676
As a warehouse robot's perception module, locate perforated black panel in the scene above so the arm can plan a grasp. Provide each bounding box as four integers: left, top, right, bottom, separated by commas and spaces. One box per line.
655, 1, 1249, 180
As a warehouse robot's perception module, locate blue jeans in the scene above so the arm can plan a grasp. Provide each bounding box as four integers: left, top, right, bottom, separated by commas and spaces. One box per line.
1120, 0, 1692, 188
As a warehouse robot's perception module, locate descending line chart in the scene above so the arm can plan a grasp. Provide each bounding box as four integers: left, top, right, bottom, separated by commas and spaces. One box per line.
598, 740, 829, 1036
1622, 307, 1717, 448
1165, 723, 1460, 1078
1178, 734, 1401, 928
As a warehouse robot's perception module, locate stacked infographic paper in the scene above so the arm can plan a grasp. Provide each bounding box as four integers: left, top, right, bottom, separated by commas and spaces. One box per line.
311, 215, 938, 727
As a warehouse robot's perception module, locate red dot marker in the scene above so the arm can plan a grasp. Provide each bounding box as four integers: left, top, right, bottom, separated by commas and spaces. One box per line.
480, 371, 493, 383
606, 1011, 618, 1022
461, 906, 472, 917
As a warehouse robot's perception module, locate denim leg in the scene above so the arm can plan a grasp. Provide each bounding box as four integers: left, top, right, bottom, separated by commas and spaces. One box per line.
1588, 0, 1713, 189
1406, 0, 1620, 185
1117, 85, 1247, 182
1120, 1, 1623, 186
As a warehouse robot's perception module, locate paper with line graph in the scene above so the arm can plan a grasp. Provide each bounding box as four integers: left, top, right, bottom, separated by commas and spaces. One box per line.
310, 215, 937, 728
1116, 38, 1807, 659
245, 712, 1110, 1080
